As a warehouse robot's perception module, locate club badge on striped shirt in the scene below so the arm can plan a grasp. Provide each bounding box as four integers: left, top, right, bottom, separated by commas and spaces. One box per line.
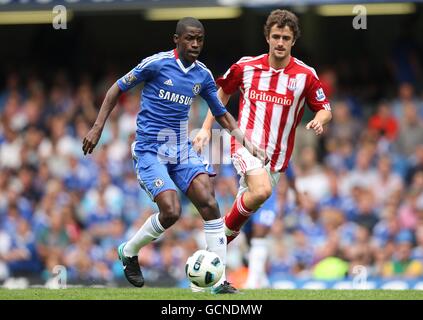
287, 78, 297, 91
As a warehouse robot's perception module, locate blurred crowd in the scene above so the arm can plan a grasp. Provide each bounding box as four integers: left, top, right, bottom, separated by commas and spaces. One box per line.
1, 57, 423, 288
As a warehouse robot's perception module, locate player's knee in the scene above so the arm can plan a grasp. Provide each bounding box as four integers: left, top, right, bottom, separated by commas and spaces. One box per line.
162, 210, 180, 227
252, 186, 272, 204
198, 197, 220, 220
205, 197, 218, 210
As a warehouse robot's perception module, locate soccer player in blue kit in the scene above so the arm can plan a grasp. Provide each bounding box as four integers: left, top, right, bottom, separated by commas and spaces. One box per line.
82, 17, 266, 294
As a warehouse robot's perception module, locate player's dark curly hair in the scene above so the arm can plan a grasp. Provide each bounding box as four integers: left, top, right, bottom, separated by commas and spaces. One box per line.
264, 9, 301, 41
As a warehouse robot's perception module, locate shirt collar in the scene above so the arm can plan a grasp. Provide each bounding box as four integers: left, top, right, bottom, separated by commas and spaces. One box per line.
262, 54, 294, 72
173, 49, 196, 74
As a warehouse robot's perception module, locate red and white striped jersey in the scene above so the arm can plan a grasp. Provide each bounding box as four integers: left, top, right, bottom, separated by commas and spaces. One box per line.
216, 54, 331, 172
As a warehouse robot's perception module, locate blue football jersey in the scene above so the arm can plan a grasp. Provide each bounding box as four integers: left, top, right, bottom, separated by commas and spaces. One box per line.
117, 49, 227, 146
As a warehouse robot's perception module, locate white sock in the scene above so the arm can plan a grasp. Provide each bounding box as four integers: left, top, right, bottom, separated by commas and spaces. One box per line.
123, 212, 165, 257
245, 238, 269, 289
203, 218, 227, 287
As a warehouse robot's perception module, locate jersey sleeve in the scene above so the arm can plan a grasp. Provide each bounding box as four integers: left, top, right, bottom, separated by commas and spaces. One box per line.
116, 56, 160, 92
200, 71, 228, 117
305, 72, 331, 112
216, 63, 243, 95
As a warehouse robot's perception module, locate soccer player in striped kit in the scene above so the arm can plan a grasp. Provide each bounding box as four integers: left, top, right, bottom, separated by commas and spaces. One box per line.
194, 9, 332, 288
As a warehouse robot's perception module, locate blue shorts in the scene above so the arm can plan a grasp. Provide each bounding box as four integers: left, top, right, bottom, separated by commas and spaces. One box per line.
131, 141, 216, 201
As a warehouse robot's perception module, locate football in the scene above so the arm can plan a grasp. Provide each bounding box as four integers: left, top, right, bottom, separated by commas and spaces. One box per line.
185, 250, 224, 287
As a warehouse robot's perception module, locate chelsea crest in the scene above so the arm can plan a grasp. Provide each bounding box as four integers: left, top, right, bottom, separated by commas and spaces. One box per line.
192, 83, 201, 95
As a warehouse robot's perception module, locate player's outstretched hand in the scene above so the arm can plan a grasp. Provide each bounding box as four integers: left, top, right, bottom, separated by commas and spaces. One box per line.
82, 126, 102, 155
306, 119, 324, 135
193, 128, 211, 153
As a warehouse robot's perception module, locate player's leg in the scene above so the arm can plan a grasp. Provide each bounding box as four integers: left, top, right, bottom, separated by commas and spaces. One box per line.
122, 190, 180, 256
185, 174, 238, 293
225, 148, 273, 243
243, 172, 280, 288
119, 190, 180, 287
118, 147, 180, 287
172, 147, 238, 293
244, 212, 274, 289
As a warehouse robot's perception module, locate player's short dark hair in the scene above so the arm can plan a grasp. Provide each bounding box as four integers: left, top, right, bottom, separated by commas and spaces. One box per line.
264, 9, 301, 41
175, 17, 204, 35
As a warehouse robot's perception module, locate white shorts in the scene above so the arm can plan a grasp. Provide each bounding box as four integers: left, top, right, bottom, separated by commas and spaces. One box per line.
231, 147, 281, 198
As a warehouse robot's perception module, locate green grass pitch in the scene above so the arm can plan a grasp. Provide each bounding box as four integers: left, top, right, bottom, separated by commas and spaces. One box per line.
0, 288, 423, 300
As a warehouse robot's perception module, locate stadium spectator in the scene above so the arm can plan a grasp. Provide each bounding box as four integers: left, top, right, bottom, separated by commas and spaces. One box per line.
382, 230, 423, 278
394, 103, 423, 157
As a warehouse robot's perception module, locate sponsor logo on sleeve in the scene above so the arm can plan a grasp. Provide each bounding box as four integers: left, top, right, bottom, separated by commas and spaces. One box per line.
122, 71, 137, 85
315, 88, 326, 102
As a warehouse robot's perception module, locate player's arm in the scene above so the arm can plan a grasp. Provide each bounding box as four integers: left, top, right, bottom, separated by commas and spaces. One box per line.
304, 72, 332, 135
306, 109, 332, 135
83, 57, 153, 155
199, 71, 267, 163
194, 63, 241, 152
193, 88, 231, 152
214, 111, 268, 164
82, 83, 122, 155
